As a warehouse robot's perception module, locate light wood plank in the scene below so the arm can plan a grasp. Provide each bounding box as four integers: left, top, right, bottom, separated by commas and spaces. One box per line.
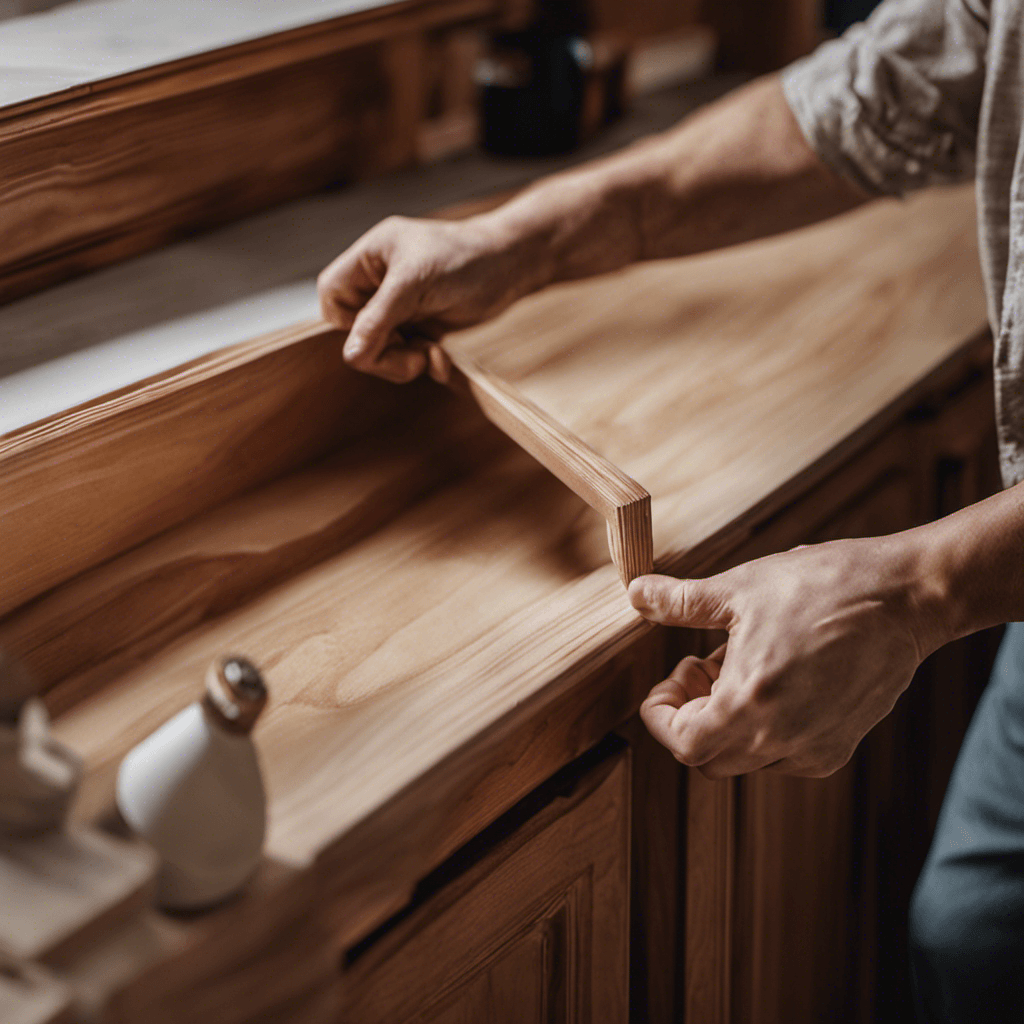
445, 185, 988, 568
0, 321, 413, 619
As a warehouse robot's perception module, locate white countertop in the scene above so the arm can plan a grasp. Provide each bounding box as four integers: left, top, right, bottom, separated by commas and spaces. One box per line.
0, 0, 403, 108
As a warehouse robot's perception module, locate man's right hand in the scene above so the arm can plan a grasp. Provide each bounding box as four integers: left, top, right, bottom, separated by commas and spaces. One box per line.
317, 214, 544, 384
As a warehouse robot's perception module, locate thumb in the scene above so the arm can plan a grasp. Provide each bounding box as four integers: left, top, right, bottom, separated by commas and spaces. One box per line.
628, 573, 732, 629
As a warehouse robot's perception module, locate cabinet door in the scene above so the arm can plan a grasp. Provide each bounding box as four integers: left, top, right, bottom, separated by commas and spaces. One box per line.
341, 750, 630, 1024
732, 471, 917, 1024
684, 468, 920, 1024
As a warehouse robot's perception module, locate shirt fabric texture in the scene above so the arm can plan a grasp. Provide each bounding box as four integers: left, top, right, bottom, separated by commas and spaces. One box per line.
781, 0, 1024, 486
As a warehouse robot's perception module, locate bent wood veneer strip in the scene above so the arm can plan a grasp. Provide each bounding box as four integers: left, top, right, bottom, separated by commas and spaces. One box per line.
438, 345, 653, 584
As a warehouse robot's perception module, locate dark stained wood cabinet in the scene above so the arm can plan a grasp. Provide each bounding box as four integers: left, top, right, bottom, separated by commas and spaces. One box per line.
341, 749, 631, 1023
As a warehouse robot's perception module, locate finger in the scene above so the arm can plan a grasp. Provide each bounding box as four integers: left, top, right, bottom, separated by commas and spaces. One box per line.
369, 345, 429, 384
763, 744, 852, 778
641, 684, 735, 766
696, 747, 785, 779
344, 273, 422, 371
649, 653, 720, 706
318, 249, 384, 327
705, 643, 727, 672
628, 573, 733, 629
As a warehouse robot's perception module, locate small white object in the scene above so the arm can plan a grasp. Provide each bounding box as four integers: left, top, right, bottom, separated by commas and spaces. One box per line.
115, 657, 268, 911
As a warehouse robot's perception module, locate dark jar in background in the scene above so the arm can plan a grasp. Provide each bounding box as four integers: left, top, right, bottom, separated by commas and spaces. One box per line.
477, 0, 593, 157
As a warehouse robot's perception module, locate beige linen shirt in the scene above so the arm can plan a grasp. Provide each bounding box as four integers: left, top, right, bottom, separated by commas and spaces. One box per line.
781, 0, 1024, 486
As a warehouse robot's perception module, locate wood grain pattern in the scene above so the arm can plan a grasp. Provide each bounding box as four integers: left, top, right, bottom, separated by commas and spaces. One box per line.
444, 185, 988, 574
0, 0, 494, 303
684, 770, 734, 1024
0, 321, 416, 620
616, 668, 682, 1024
2, 393, 504, 707
341, 750, 630, 1024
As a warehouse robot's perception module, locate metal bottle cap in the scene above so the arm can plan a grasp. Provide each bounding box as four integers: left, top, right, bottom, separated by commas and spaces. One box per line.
202, 657, 267, 735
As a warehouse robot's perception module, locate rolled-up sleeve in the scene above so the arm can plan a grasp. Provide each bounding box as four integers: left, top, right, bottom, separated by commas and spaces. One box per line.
781, 0, 988, 195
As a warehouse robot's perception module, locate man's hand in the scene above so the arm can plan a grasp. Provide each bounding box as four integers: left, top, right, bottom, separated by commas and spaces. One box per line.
317, 215, 547, 384
318, 76, 866, 384
628, 536, 941, 778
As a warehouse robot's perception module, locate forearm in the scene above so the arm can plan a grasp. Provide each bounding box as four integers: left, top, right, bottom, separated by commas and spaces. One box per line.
908, 482, 1024, 652
475, 75, 870, 293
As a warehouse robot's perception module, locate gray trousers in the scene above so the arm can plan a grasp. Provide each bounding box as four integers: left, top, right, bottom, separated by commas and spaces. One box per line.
910, 621, 1024, 1022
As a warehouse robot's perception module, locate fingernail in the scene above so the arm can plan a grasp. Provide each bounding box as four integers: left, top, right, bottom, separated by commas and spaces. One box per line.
628, 576, 652, 610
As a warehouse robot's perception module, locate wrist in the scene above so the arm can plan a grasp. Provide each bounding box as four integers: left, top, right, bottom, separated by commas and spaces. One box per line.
894, 521, 973, 657
477, 165, 644, 293
472, 202, 559, 299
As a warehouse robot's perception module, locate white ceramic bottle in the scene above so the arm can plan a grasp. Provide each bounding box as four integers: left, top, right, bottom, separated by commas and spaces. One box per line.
115, 656, 268, 911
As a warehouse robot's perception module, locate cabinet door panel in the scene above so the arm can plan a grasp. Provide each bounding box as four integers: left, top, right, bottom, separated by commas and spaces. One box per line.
735, 472, 916, 1024
342, 751, 629, 1024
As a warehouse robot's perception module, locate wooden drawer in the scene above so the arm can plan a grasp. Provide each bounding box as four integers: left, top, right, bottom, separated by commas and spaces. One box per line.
339, 747, 630, 1024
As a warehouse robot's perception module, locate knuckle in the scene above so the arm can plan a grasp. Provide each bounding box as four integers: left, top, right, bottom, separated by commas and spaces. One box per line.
672, 733, 712, 768
670, 655, 703, 681
670, 744, 701, 768
380, 214, 410, 238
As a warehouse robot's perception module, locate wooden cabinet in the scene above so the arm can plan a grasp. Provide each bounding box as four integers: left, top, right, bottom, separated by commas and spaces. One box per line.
0, 166, 991, 1021
681, 366, 1001, 1024
340, 748, 631, 1024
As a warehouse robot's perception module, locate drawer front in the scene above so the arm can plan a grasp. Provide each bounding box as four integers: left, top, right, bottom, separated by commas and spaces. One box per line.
340, 749, 630, 1024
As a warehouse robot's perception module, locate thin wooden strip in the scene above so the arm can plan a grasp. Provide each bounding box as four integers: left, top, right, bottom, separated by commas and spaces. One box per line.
443, 349, 653, 583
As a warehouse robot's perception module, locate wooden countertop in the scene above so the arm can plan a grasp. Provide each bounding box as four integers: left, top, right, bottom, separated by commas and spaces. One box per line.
29, 182, 988, 1011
